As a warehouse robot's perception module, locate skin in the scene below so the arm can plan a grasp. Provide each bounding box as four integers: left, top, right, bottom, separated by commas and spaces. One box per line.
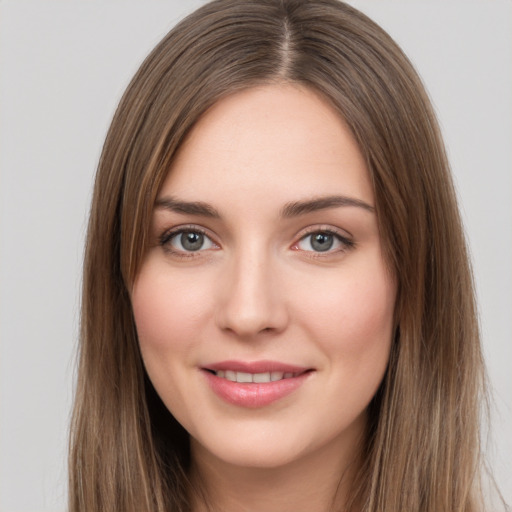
131, 84, 397, 512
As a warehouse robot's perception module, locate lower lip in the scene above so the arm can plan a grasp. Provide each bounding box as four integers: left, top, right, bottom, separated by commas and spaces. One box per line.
203, 370, 312, 408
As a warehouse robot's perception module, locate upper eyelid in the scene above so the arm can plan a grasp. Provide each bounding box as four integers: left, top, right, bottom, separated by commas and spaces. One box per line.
159, 224, 215, 243
296, 230, 352, 245
295, 224, 353, 240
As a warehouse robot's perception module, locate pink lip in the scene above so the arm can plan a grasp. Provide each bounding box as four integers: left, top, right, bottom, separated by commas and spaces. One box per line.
201, 360, 314, 408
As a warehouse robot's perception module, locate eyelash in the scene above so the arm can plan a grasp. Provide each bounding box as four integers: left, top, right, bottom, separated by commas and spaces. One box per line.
159, 225, 355, 258
292, 227, 355, 257
159, 225, 217, 258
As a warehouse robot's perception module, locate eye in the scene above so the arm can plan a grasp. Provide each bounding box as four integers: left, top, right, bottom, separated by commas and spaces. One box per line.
161, 228, 216, 254
294, 230, 353, 253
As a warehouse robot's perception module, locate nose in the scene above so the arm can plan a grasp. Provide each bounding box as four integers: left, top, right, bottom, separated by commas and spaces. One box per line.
215, 247, 289, 338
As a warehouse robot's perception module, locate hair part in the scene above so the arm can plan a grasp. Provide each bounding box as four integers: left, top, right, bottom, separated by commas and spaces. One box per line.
70, 1, 487, 510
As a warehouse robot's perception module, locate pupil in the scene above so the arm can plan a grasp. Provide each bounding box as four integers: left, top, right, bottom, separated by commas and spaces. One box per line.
311, 233, 333, 252
181, 231, 203, 251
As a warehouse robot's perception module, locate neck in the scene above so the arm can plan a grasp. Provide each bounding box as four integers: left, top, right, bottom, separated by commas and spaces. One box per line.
188, 422, 365, 512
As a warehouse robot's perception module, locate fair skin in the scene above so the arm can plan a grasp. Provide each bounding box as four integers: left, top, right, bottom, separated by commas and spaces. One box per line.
131, 84, 396, 512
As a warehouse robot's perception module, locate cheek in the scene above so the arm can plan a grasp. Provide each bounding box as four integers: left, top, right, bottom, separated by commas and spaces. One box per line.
130, 262, 217, 419
294, 257, 396, 361
131, 264, 213, 355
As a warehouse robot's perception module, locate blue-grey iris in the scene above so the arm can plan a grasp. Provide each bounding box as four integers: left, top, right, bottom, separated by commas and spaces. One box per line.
181, 231, 204, 251
311, 232, 334, 252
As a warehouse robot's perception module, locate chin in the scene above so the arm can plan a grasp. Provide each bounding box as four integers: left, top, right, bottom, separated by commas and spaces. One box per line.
189, 411, 365, 472
193, 436, 308, 470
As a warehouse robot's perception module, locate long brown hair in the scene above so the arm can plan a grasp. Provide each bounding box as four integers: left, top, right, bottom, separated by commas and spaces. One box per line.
69, 1, 487, 510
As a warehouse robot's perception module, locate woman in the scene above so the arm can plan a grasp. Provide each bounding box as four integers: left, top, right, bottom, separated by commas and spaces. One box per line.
69, 0, 490, 510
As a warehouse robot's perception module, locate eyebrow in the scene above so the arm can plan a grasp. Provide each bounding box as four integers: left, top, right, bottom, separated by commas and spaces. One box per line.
155, 196, 221, 218
154, 194, 374, 219
280, 195, 374, 217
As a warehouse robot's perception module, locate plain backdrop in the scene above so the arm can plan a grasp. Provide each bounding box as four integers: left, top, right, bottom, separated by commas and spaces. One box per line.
0, 1, 511, 511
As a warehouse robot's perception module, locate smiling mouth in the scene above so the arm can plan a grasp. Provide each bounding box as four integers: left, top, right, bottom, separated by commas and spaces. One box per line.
208, 370, 305, 383
203, 363, 313, 407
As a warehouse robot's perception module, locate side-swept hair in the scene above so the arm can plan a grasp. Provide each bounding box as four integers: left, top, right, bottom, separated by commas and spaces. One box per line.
69, 1, 486, 510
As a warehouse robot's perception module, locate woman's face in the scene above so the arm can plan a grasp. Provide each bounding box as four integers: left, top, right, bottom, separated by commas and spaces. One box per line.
132, 84, 396, 470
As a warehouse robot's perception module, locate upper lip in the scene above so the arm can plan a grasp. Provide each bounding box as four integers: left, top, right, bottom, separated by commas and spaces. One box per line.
203, 360, 312, 374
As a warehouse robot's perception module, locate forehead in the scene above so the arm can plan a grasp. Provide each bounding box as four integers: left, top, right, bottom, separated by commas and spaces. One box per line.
160, 84, 373, 209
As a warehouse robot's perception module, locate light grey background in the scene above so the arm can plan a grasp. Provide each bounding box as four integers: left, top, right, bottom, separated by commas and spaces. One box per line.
1, 1, 510, 511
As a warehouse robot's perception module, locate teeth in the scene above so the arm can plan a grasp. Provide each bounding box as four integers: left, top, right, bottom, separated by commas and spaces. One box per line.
271, 371, 284, 381
214, 370, 295, 382
225, 370, 236, 381
253, 372, 271, 383
237, 371, 252, 383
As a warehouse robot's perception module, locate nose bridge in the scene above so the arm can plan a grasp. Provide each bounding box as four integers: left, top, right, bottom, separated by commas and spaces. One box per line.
216, 240, 287, 337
